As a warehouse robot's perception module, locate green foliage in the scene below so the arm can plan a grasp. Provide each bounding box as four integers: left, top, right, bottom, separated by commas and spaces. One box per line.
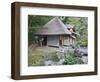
63, 51, 83, 65
28, 15, 53, 46
28, 15, 53, 33
51, 52, 59, 62
28, 15, 53, 27
61, 16, 88, 47
28, 50, 44, 66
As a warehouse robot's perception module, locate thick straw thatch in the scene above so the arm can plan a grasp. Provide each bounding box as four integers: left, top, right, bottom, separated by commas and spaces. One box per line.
36, 17, 71, 35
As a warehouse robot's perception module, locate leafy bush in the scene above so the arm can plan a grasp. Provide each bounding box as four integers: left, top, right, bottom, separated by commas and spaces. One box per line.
28, 50, 44, 66
51, 52, 59, 62
63, 51, 82, 65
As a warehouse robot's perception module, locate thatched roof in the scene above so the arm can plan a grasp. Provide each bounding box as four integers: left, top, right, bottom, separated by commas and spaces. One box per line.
36, 17, 71, 35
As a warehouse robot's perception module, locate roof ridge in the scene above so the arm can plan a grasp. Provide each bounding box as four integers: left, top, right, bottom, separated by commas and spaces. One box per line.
36, 17, 72, 35
56, 17, 71, 34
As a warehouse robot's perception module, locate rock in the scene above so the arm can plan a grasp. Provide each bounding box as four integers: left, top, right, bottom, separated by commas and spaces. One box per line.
80, 56, 88, 64
44, 60, 52, 66
44, 52, 51, 61
58, 59, 65, 65
56, 52, 65, 59
37, 59, 45, 65
74, 47, 88, 57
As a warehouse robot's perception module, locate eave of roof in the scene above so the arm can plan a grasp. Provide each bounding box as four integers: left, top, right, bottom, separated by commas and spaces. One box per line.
35, 17, 71, 35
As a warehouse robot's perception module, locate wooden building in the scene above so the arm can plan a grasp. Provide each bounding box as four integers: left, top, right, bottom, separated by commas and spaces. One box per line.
35, 17, 77, 47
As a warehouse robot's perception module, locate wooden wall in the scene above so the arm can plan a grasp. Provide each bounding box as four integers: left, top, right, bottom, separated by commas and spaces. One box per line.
47, 35, 59, 47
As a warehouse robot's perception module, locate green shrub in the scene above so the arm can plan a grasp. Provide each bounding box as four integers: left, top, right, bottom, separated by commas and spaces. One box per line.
51, 52, 59, 62
28, 50, 44, 66
63, 51, 82, 65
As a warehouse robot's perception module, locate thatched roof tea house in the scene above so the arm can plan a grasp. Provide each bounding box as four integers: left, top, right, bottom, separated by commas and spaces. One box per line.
35, 17, 77, 47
